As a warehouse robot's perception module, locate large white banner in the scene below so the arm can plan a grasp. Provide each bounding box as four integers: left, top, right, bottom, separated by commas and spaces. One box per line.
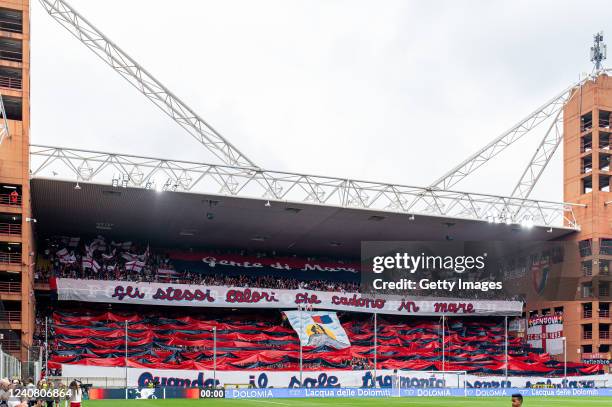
284, 311, 351, 349
54, 278, 522, 316
62, 365, 611, 389
527, 315, 564, 355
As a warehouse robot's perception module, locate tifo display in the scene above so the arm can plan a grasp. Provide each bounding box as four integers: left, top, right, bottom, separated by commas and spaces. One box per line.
42, 309, 601, 376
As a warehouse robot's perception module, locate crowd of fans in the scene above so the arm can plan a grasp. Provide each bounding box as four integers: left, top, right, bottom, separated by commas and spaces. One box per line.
34, 235, 360, 294
33, 234, 528, 299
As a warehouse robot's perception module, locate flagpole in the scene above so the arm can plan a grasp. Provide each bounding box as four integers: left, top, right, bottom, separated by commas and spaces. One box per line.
441, 315, 445, 372
373, 312, 378, 388
44, 316, 48, 379
299, 305, 303, 386
504, 316, 509, 380
213, 326, 217, 387
124, 320, 128, 389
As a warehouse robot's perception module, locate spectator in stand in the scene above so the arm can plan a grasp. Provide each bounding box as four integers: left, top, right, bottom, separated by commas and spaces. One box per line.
34, 236, 361, 294
9, 190, 18, 205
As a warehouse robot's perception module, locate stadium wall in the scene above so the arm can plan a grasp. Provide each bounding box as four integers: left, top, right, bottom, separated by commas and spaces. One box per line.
61, 365, 612, 389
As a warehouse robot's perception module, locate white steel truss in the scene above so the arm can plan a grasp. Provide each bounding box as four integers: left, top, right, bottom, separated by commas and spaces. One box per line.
430, 77, 591, 191
30, 145, 583, 228
0, 94, 9, 145
511, 109, 564, 199
38, 0, 257, 168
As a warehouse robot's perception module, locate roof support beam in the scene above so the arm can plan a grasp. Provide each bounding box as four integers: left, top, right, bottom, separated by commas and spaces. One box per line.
30, 144, 583, 228
511, 109, 564, 199
429, 78, 589, 190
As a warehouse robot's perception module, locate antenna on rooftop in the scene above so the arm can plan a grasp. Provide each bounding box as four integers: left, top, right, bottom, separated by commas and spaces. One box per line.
591, 31, 607, 72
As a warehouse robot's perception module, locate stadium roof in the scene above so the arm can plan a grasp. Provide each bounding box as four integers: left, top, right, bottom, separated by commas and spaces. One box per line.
31, 179, 577, 257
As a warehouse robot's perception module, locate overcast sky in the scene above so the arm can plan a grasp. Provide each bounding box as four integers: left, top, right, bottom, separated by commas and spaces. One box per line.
30, 0, 610, 202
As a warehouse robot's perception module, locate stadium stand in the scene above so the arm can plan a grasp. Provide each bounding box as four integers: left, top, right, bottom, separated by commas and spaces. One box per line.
40, 309, 603, 376
34, 236, 360, 293
34, 235, 604, 377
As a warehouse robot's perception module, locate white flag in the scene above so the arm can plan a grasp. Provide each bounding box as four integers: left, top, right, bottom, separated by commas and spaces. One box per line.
82, 256, 100, 272
122, 253, 138, 262
157, 268, 177, 276
102, 249, 116, 260
59, 254, 76, 264
125, 261, 145, 272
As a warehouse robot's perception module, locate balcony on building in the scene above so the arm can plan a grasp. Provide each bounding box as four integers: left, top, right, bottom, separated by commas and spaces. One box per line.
600, 324, 611, 340
0, 241, 20, 266
600, 175, 611, 192
2, 95, 21, 120
0, 270, 20, 299
601, 259, 611, 276
0, 66, 20, 90
580, 239, 593, 257
583, 302, 593, 319
601, 153, 612, 172
582, 155, 593, 174
600, 281, 611, 298
600, 239, 612, 255
581, 111, 593, 133
583, 323, 593, 340
0, 37, 21, 63
581, 281, 593, 299
0, 8, 22, 34
601, 131, 611, 150
600, 110, 612, 130
0, 303, 20, 330
0, 336, 22, 358
582, 260, 593, 277
601, 303, 611, 319
582, 133, 593, 153
582, 176, 593, 194
0, 213, 20, 243
0, 184, 21, 208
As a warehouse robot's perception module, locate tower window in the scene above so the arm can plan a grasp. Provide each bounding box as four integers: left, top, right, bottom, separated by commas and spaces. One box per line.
0, 8, 22, 34
0, 38, 21, 62
582, 260, 593, 276
583, 176, 593, 194
1, 96, 21, 121
582, 133, 593, 152
600, 132, 610, 151
580, 239, 592, 257
583, 155, 593, 173
600, 282, 610, 297
600, 110, 612, 129
582, 111, 593, 132
600, 174, 610, 192
600, 239, 612, 255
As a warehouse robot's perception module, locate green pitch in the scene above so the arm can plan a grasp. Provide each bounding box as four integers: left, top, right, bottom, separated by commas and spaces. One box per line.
83, 397, 612, 406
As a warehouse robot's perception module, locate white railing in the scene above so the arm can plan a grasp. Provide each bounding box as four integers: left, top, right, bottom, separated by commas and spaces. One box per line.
0, 347, 21, 379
